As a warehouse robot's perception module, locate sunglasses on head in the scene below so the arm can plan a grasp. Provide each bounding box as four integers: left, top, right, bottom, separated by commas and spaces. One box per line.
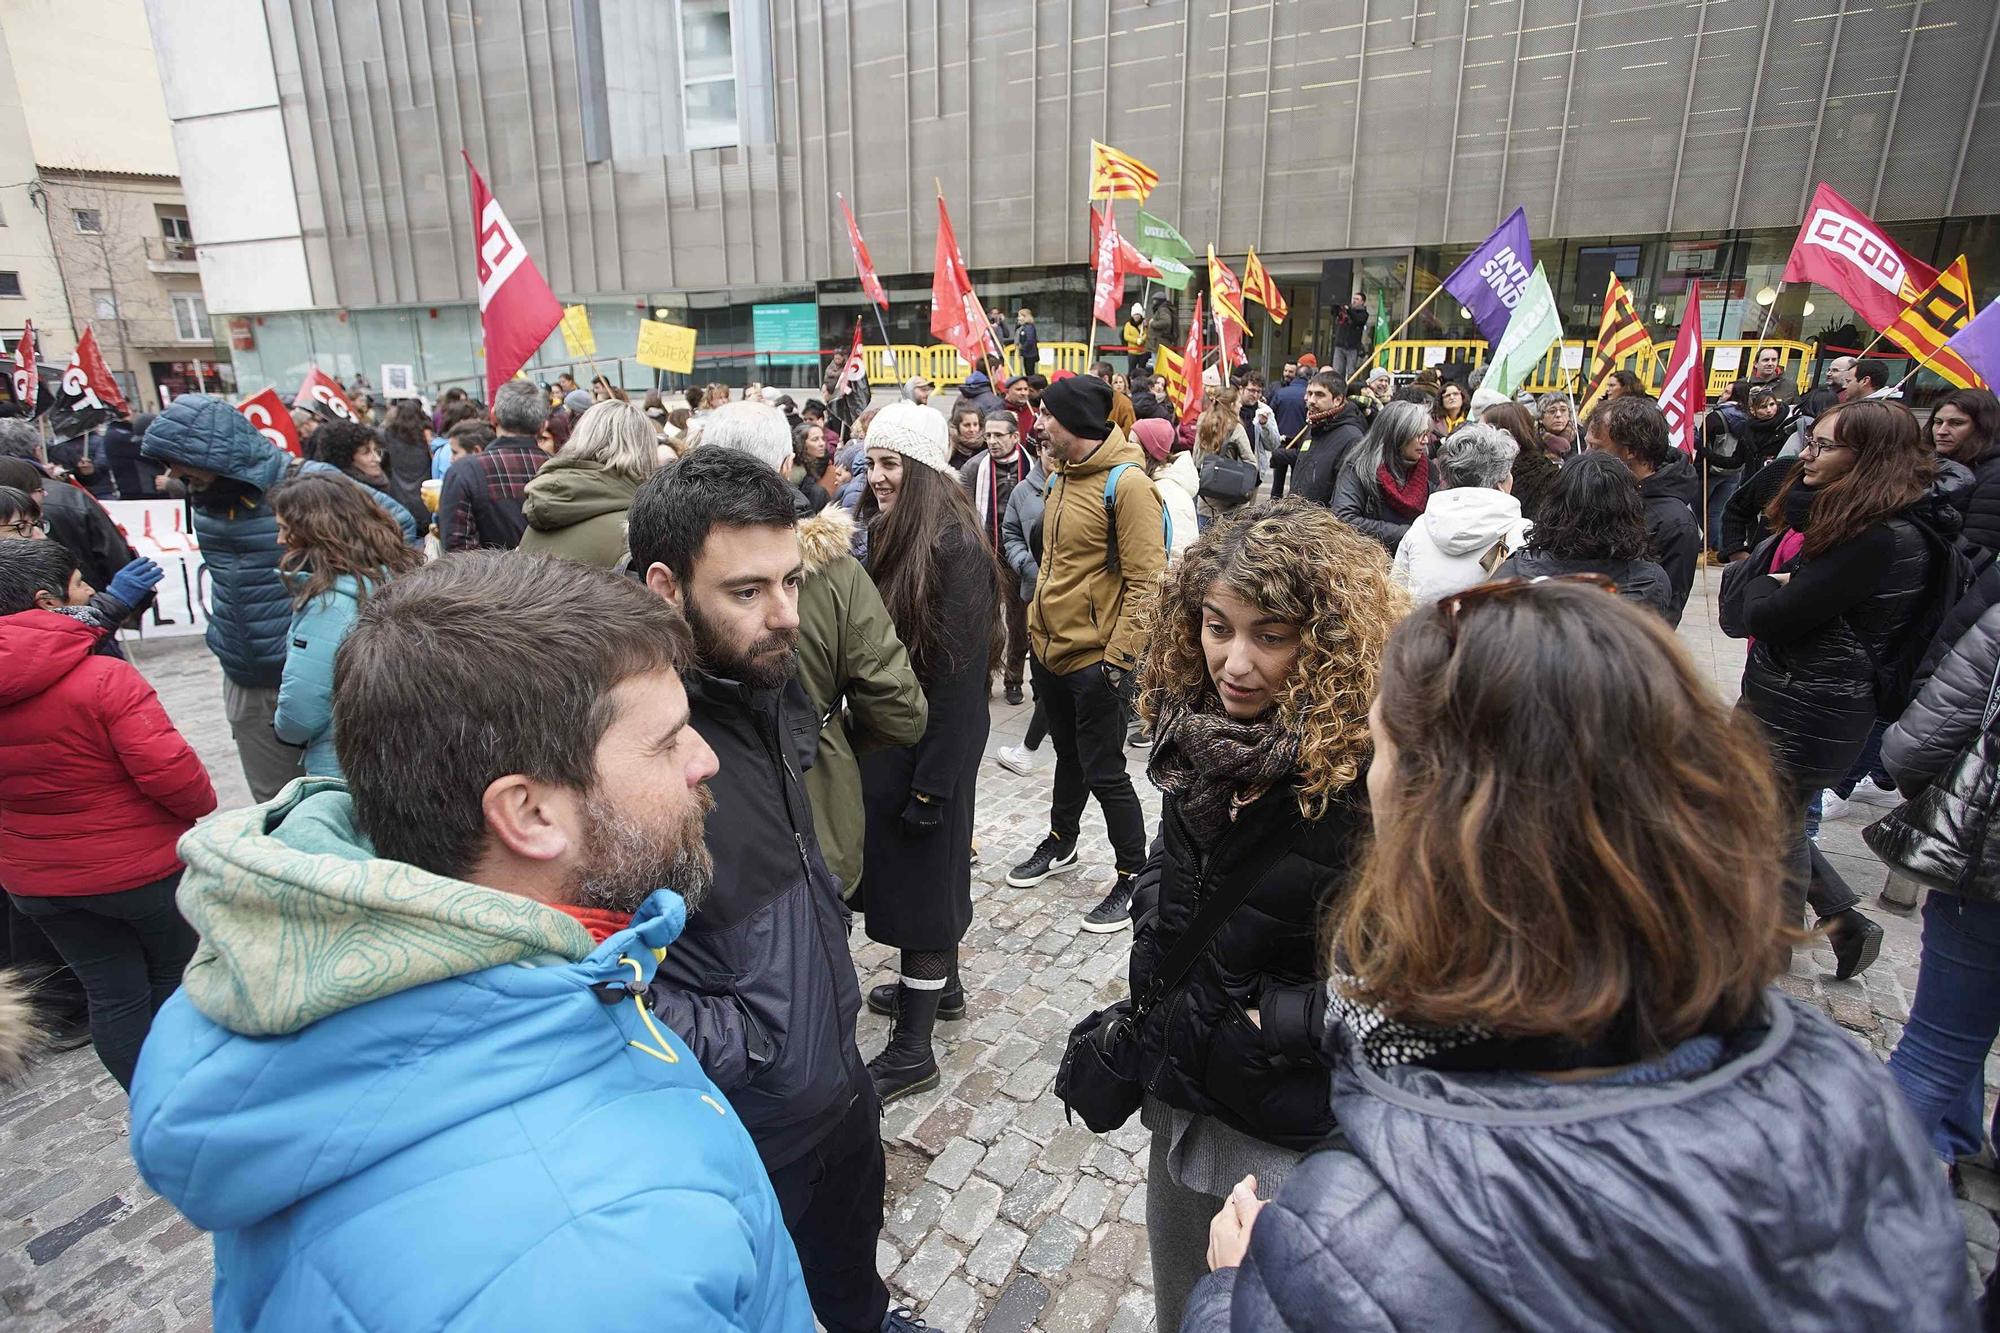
1435, 573, 1619, 640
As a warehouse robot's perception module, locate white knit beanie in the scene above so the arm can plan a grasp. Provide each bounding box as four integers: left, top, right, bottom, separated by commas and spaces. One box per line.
865, 401, 954, 474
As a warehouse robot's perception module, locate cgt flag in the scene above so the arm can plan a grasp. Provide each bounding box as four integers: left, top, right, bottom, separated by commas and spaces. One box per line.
237, 386, 302, 457
464, 151, 564, 402
1242, 248, 1288, 324
294, 367, 358, 422
1089, 140, 1161, 202
1442, 206, 1534, 349
838, 193, 889, 311
1579, 274, 1651, 413
48, 327, 128, 441
1660, 279, 1706, 458
1882, 255, 1985, 389
11, 319, 37, 415
930, 195, 996, 366
1784, 182, 1939, 334
834, 319, 868, 397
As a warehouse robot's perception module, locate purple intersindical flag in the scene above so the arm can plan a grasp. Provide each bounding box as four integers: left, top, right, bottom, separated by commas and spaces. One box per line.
1442, 207, 1535, 348
1946, 297, 2000, 390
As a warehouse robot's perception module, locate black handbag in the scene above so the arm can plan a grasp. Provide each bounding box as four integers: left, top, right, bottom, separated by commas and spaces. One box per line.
1055, 821, 1303, 1133
1863, 651, 2000, 900
1718, 531, 1782, 639
1197, 454, 1260, 504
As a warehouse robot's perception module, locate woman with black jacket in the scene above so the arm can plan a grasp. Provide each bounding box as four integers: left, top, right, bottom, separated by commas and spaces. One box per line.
1932, 388, 2000, 554
1331, 399, 1439, 553
1122, 498, 1401, 1333
1493, 452, 1674, 621
1734, 400, 1946, 979
853, 402, 1002, 1105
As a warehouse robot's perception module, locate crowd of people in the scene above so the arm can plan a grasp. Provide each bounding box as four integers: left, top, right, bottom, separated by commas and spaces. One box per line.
0, 334, 1996, 1332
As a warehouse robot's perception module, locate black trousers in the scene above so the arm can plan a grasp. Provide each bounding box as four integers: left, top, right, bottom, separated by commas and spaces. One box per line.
1032, 656, 1147, 872
1782, 781, 1861, 925
766, 1085, 889, 1333
1270, 453, 1291, 500
11, 872, 195, 1090
2, 893, 88, 1025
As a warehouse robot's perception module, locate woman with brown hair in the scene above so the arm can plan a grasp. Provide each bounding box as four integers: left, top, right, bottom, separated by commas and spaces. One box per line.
1733, 399, 1952, 978
1183, 577, 1970, 1332
1479, 400, 1561, 521
854, 402, 1002, 1104
1107, 498, 1400, 1332
1192, 385, 1257, 528
270, 473, 423, 777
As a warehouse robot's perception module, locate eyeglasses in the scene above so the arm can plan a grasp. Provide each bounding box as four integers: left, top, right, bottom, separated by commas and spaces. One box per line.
1436, 573, 1619, 640
1, 517, 47, 537
1799, 438, 1850, 458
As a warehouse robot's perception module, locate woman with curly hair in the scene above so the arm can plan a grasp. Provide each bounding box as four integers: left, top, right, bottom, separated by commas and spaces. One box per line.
1118, 498, 1403, 1332
270, 474, 423, 777
1493, 452, 1673, 621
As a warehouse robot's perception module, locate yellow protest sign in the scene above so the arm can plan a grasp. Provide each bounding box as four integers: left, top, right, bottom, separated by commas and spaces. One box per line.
558, 304, 595, 358
636, 319, 696, 374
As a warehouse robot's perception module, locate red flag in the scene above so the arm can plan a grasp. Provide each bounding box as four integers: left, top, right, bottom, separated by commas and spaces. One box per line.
1179, 294, 1206, 425
464, 151, 564, 401
1092, 206, 1125, 329
1088, 210, 1162, 281
929, 196, 995, 366
1214, 301, 1245, 370
1783, 182, 1939, 333
834, 319, 868, 397
294, 367, 358, 422
48, 327, 129, 439
839, 194, 889, 311
1661, 280, 1705, 459
12, 319, 37, 414
69, 327, 127, 413
238, 386, 302, 457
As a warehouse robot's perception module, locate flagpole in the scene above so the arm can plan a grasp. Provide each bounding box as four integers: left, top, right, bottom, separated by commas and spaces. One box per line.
1747, 281, 1783, 367
1345, 283, 1447, 391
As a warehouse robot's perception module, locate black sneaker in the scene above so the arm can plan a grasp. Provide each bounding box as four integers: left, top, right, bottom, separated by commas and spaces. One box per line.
1004, 683, 1025, 706
1822, 908, 1884, 981
1006, 833, 1079, 887
1126, 725, 1152, 748
1081, 874, 1135, 933
882, 1307, 930, 1332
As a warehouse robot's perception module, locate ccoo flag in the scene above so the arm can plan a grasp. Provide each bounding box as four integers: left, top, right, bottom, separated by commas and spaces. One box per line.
1242, 248, 1288, 324
1478, 263, 1560, 403
1784, 182, 1939, 334
1882, 255, 1985, 389
1442, 206, 1534, 349
464, 151, 564, 402
1659, 280, 1706, 458
1089, 140, 1161, 202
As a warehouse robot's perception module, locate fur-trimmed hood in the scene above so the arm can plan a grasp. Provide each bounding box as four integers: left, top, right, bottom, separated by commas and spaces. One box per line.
798, 503, 857, 575
0, 969, 35, 1084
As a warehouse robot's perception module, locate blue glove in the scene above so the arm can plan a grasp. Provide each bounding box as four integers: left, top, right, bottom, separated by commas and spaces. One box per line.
105, 557, 164, 608
901, 794, 943, 833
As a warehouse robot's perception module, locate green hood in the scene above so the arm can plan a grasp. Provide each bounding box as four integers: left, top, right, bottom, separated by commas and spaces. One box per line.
175, 779, 594, 1036
520, 455, 641, 532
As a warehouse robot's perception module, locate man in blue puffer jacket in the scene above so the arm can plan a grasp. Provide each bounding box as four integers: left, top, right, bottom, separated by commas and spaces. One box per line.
130, 553, 812, 1333
140, 394, 416, 801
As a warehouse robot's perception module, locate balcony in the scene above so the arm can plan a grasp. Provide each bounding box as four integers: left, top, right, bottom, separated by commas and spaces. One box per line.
144, 236, 199, 273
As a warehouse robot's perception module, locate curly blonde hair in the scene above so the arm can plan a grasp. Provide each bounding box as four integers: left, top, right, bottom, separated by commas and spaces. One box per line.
1135, 497, 1407, 817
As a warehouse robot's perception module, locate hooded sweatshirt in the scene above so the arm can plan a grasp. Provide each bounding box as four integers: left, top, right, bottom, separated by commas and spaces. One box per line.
518, 454, 643, 569
129, 781, 811, 1333
1391, 487, 1533, 606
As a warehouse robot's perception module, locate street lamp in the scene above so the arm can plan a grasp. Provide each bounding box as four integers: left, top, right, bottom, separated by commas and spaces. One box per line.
1755, 286, 1777, 307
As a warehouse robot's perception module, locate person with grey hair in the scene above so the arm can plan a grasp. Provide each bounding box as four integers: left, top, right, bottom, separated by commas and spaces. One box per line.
1391, 422, 1533, 606
700, 399, 793, 472
0, 417, 141, 601
437, 378, 551, 551
900, 375, 934, 406
1537, 391, 1579, 461
518, 400, 661, 568
1332, 398, 1441, 554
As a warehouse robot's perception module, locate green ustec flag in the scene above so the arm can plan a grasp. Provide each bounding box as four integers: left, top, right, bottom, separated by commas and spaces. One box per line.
1374, 286, 1393, 347
1150, 255, 1193, 291
1480, 262, 1560, 401
1135, 210, 1194, 261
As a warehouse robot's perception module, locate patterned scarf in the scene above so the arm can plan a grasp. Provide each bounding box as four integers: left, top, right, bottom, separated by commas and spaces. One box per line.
1147, 702, 1301, 848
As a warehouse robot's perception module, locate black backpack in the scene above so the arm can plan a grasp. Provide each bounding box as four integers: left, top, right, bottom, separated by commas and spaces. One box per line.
1854, 511, 1980, 719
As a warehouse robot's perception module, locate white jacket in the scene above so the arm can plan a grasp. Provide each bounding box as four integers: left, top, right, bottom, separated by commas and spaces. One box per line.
1154, 452, 1200, 562
1392, 487, 1533, 606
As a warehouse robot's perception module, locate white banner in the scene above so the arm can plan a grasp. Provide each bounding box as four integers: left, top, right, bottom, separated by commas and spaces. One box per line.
103, 499, 208, 639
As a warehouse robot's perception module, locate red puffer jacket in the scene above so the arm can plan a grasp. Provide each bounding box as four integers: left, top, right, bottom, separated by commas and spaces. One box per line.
0, 610, 215, 896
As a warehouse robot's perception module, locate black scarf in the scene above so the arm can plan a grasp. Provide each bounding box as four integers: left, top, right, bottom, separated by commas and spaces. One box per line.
1147, 702, 1300, 848
1782, 478, 1817, 533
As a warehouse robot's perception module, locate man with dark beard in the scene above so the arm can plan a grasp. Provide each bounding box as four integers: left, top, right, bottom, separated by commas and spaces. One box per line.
127, 553, 813, 1331
627, 448, 908, 1333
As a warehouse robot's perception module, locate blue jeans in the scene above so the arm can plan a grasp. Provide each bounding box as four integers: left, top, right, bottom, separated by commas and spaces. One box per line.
1834, 720, 1894, 798
1707, 468, 1743, 551
1887, 893, 2000, 1161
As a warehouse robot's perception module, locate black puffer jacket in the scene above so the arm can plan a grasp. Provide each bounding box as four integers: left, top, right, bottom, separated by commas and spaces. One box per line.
1494, 548, 1674, 622
1639, 466, 1701, 626
1952, 452, 2000, 555
1885, 594, 2000, 794
647, 670, 867, 1172
1332, 456, 1440, 553
1128, 778, 1368, 1150
1737, 492, 1955, 790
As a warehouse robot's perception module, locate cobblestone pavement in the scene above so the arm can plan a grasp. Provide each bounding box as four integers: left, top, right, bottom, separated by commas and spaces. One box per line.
4, 576, 1998, 1330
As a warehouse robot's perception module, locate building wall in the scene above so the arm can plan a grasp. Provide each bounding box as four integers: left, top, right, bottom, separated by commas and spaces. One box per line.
0, 0, 179, 176
0, 17, 72, 360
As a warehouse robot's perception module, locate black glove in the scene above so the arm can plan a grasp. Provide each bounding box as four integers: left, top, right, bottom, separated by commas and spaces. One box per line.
901, 793, 943, 832
1100, 662, 1128, 693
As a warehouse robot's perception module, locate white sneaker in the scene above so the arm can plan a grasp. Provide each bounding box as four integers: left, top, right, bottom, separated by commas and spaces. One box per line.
1850, 776, 1900, 808
1819, 789, 1852, 821
995, 744, 1037, 777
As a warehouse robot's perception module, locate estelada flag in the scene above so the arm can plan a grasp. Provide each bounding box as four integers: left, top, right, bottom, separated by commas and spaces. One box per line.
930, 195, 996, 366
839, 193, 889, 311
48, 327, 128, 440
1659, 280, 1705, 459
1882, 255, 1985, 389
1207, 248, 1250, 335
1089, 140, 1160, 202
1578, 274, 1651, 414
1242, 248, 1288, 324
238, 386, 302, 457
834, 319, 868, 398
11, 319, 37, 415
1179, 294, 1206, 424
464, 150, 564, 402
294, 367, 358, 422
1784, 182, 1938, 334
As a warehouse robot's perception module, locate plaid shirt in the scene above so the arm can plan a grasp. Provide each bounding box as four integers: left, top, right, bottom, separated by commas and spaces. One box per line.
441, 438, 546, 551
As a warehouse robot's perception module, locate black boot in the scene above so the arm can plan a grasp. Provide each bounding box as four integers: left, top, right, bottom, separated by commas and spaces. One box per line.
865, 968, 965, 1021
868, 982, 943, 1105
1821, 908, 1884, 981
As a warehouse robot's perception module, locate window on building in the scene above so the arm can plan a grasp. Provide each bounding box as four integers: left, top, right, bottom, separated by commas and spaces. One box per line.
160, 214, 192, 242
678, 0, 739, 149
171, 291, 208, 342
72, 208, 102, 234
0, 272, 20, 298
92, 288, 119, 320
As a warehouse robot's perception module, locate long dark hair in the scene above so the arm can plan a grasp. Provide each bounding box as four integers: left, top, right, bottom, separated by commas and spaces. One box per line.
1937, 388, 2000, 467
1766, 400, 1934, 558
859, 459, 1002, 679
271, 473, 421, 609
383, 399, 429, 454
1524, 452, 1650, 561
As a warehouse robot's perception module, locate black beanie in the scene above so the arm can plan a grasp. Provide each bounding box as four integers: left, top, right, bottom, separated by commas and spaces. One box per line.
1040, 375, 1114, 441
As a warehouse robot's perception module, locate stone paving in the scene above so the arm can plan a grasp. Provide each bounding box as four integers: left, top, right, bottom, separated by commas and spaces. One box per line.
2, 575, 1997, 1330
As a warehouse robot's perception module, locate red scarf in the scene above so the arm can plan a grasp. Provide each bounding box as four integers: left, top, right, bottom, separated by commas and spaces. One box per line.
1377, 457, 1432, 521
550, 903, 633, 944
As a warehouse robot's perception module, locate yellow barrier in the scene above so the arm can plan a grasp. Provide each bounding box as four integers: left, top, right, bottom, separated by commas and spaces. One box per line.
1381, 336, 1819, 400
863, 346, 929, 385
866, 343, 1096, 386
1651, 339, 1817, 399
1376, 341, 1489, 376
